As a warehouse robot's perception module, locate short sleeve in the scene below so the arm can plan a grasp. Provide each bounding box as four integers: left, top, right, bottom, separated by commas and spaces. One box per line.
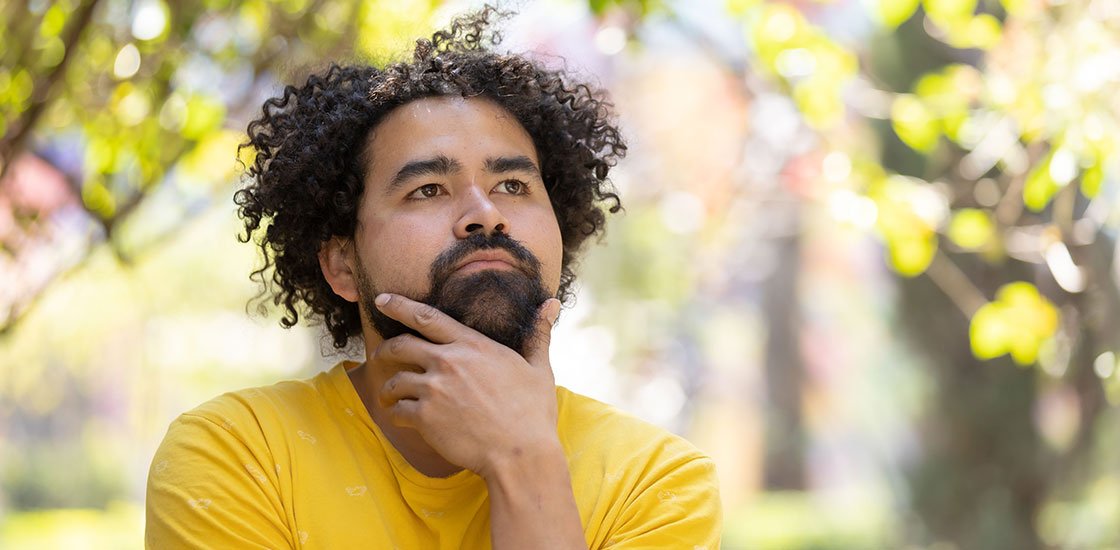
146, 412, 293, 549
603, 456, 722, 550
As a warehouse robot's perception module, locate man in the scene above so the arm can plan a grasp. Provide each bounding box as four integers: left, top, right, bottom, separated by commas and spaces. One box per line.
146, 7, 720, 549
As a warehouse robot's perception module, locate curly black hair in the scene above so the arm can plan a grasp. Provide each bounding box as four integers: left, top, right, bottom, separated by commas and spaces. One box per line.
235, 6, 626, 350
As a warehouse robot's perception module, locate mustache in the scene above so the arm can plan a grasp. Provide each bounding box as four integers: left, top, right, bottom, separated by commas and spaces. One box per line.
428, 232, 542, 287
354, 231, 550, 354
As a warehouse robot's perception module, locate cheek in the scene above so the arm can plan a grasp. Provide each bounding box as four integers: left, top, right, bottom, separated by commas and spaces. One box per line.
359, 217, 444, 295
536, 215, 565, 294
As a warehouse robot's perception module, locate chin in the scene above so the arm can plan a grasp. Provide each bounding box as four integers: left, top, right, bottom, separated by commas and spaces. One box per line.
434, 270, 549, 354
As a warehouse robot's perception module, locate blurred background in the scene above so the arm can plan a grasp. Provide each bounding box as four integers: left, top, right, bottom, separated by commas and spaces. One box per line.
2, 0, 1119, 548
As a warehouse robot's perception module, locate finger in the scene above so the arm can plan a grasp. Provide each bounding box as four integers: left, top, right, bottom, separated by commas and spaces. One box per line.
374, 293, 468, 345
378, 371, 429, 408
374, 333, 440, 370
385, 398, 421, 429
523, 298, 561, 367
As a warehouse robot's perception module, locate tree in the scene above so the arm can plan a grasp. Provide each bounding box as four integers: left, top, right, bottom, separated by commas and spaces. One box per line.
600, 0, 1120, 546
0, 0, 439, 511
0, 0, 439, 335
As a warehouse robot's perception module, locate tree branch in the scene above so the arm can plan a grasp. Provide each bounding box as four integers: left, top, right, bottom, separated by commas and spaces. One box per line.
0, 0, 102, 183
924, 250, 988, 318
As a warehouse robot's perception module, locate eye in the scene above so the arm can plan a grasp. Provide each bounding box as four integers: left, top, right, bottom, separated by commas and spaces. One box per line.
494, 179, 529, 195
407, 183, 445, 200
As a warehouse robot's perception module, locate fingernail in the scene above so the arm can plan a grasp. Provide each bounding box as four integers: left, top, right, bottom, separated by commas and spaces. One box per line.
375, 294, 391, 307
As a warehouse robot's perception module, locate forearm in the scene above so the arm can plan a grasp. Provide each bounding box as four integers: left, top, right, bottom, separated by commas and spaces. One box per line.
484, 441, 587, 550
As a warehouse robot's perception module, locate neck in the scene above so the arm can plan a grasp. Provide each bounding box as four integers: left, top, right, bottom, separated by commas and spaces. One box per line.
347, 359, 464, 478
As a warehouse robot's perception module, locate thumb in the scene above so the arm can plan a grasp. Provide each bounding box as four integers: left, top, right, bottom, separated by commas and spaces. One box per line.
524, 298, 561, 366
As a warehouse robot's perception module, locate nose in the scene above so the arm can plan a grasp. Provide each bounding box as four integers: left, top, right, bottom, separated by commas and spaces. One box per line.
454, 186, 509, 238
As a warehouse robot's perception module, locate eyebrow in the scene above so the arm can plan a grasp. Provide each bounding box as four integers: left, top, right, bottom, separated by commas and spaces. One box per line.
485, 155, 540, 177
385, 154, 541, 196
386, 155, 462, 195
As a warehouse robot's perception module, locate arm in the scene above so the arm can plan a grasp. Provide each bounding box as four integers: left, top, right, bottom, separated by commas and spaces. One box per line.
485, 440, 587, 549
146, 411, 292, 549
372, 294, 587, 549
604, 455, 722, 549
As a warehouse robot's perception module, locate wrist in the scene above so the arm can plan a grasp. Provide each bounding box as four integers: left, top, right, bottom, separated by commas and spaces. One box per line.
480, 437, 567, 486
483, 437, 586, 550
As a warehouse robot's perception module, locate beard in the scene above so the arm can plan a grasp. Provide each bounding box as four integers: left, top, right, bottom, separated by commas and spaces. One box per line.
354, 232, 552, 356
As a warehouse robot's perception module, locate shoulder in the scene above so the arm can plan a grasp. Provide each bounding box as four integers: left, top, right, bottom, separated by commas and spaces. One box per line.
556, 386, 709, 466
176, 366, 343, 436
556, 387, 722, 547
153, 365, 351, 469
144, 369, 350, 549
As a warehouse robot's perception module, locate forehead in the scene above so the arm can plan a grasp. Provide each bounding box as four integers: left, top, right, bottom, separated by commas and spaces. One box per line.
364, 96, 538, 176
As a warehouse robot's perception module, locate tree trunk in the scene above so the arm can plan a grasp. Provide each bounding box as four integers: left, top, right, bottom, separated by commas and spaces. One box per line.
761, 206, 807, 490
898, 258, 1048, 549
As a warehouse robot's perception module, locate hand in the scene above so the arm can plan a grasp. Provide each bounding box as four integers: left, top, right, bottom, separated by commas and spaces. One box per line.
371, 293, 563, 480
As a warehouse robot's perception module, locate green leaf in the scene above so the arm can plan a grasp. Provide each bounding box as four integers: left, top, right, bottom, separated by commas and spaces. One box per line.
891, 94, 939, 153
794, 78, 845, 129
38, 5, 68, 39
355, 0, 435, 61
1080, 163, 1103, 198
969, 282, 1059, 366
749, 5, 810, 73
970, 302, 1012, 360
178, 130, 243, 190
589, 0, 612, 15
1023, 153, 1059, 211
999, 0, 1029, 16
966, 14, 1002, 50
914, 65, 978, 142
887, 232, 937, 276
84, 136, 117, 175
636, 0, 665, 17
923, 0, 977, 26
1106, 364, 1120, 406
111, 83, 152, 127
872, 175, 942, 276
865, 0, 920, 29
81, 178, 117, 219
947, 209, 994, 249
181, 95, 226, 140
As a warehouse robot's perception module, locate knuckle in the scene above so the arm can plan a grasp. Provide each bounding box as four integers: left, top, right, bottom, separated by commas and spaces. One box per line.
388, 334, 410, 355
392, 399, 411, 416
426, 375, 445, 397
469, 338, 492, 354
414, 304, 439, 325
433, 353, 456, 371
413, 401, 431, 421
391, 399, 411, 414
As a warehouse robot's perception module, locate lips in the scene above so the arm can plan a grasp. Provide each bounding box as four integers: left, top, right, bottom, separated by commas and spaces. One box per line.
453, 250, 520, 274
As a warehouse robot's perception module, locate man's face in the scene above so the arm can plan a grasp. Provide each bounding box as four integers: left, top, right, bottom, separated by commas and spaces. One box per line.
350, 96, 563, 354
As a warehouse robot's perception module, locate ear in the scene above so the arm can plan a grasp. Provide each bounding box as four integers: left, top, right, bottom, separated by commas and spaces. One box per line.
318, 236, 360, 303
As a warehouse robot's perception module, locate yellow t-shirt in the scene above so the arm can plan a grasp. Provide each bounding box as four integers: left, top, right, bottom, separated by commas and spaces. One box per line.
146, 362, 721, 549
